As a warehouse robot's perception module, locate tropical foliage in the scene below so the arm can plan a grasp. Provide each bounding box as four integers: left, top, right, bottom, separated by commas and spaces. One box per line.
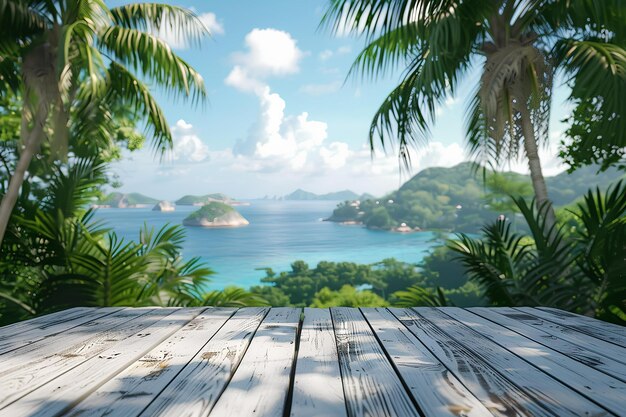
251, 254, 482, 308
323, 0, 626, 232
328, 162, 623, 232
0, 0, 208, 245
450, 181, 626, 324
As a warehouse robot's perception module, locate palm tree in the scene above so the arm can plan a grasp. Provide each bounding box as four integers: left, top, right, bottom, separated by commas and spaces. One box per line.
0, 0, 209, 246
323, 0, 626, 230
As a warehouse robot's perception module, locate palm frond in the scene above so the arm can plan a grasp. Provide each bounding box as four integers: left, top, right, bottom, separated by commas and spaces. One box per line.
98, 26, 206, 105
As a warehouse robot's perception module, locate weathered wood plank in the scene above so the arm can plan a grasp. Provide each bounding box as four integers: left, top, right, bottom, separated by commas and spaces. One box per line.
413, 308, 608, 417
499, 307, 626, 365
470, 307, 626, 383
538, 307, 626, 337
361, 308, 494, 417
0, 308, 201, 417
138, 307, 269, 417
0, 307, 121, 355
64, 308, 236, 417
331, 307, 420, 417
289, 308, 347, 417
443, 307, 626, 415
207, 307, 300, 417
391, 308, 573, 417
0, 308, 154, 372
0, 308, 164, 408
0, 307, 87, 337
521, 307, 626, 348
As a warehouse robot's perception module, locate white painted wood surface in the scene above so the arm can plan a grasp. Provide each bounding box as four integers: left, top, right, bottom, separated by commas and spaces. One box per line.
290, 308, 347, 417
332, 307, 420, 417
443, 307, 626, 415
139, 307, 269, 417
361, 307, 494, 417
208, 307, 300, 417
0, 308, 202, 417
390, 308, 551, 417
501, 307, 626, 365
470, 307, 626, 382
65, 308, 236, 417
522, 307, 626, 348
538, 307, 626, 337
0, 307, 121, 355
0, 306, 623, 417
0, 308, 166, 409
415, 308, 608, 416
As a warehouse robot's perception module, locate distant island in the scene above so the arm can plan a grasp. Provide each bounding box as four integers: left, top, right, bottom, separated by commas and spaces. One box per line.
92, 192, 159, 208
94, 192, 250, 208
326, 162, 625, 233
183, 202, 249, 227
283, 189, 375, 201
175, 193, 249, 206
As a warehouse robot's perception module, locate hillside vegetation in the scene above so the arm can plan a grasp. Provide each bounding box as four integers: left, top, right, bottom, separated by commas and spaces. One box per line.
328, 162, 624, 232
97, 192, 158, 207
175, 193, 231, 205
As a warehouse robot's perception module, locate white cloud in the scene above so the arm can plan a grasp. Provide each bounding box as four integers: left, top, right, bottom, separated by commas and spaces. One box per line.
318, 46, 351, 61
198, 12, 224, 35
233, 87, 328, 172
156, 11, 223, 49
166, 119, 210, 163
231, 28, 303, 78
320, 142, 352, 169
300, 81, 342, 96
224, 65, 265, 93
319, 49, 333, 61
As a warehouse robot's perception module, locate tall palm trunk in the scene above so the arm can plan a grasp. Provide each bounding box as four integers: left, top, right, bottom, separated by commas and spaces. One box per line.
0, 103, 47, 247
519, 106, 557, 231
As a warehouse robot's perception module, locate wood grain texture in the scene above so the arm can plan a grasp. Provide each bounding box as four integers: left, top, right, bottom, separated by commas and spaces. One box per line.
0, 308, 201, 417
290, 308, 347, 417
443, 307, 626, 415
501, 308, 626, 365
362, 308, 494, 417
538, 307, 626, 337
0, 307, 622, 417
0, 307, 121, 355
414, 308, 608, 417
138, 307, 268, 417
207, 307, 300, 417
391, 307, 565, 417
65, 308, 236, 417
331, 307, 420, 417
469, 307, 626, 383
522, 307, 626, 348
0, 308, 164, 409
0, 307, 86, 338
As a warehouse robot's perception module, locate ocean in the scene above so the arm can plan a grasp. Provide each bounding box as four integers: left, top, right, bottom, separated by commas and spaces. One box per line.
91, 200, 446, 289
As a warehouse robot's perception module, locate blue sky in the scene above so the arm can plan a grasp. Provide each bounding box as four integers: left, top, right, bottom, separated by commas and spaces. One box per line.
110, 0, 570, 199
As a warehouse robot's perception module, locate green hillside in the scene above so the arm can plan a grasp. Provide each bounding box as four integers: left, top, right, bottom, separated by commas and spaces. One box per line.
327, 162, 624, 232
184, 202, 234, 222
175, 193, 230, 205
98, 192, 158, 206
284, 189, 363, 201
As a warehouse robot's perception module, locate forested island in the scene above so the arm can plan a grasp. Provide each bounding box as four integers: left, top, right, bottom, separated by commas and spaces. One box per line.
326, 162, 624, 232
183, 202, 249, 227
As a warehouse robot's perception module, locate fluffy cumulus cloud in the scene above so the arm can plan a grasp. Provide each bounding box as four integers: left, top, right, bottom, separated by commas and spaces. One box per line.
226, 28, 304, 93
232, 87, 328, 172
167, 119, 210, 163
156, 12, 224, 49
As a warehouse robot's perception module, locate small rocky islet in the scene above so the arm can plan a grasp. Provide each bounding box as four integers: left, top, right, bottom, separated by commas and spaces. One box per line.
182, 202, 249, 228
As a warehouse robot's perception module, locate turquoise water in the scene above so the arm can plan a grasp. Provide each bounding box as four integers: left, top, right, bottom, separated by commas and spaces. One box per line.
92, 201, 445, 289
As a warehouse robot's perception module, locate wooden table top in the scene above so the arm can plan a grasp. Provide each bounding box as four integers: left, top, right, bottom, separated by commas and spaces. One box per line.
0, 306, 624, 416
